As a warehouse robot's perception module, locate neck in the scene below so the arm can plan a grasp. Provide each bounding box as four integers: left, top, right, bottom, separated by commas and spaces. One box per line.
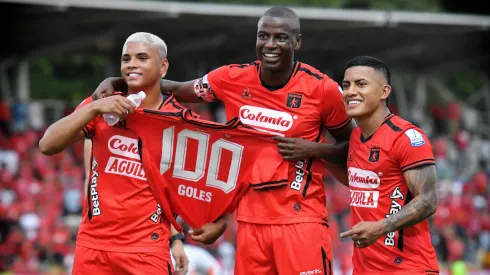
260, 61, 295, 87
356, 107, 391, 138
128, 82, 163, 110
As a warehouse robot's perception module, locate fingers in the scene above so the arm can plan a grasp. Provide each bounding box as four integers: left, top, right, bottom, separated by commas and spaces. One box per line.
272, 135, 291, 142
277, 142, 294, 150
340, 228, 359, 238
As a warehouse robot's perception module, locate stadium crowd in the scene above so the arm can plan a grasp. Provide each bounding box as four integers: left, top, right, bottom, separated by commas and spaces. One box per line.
0, 98, 489, 274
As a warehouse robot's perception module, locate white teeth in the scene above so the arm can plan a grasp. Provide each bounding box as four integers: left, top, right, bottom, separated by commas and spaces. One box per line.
264, 53, 279, 58
128, 73, 140, 77
348, 100, 361, 105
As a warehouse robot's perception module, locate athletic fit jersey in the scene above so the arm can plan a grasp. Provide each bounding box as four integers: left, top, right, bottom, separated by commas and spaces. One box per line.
194, 61, 351, 224
126, 109, 283, 230
75, 93, 184, 253
348, 114, 439, 274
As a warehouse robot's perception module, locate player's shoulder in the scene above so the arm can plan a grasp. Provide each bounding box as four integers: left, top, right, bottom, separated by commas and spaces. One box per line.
295, 62, 334, 82
387, 115, 430, 146
216, 61, 259, 78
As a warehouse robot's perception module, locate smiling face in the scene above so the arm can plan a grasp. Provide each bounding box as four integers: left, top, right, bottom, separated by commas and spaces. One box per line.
256, 16, 301, 73
121, 42, 168, 91
341, 66, 391, 119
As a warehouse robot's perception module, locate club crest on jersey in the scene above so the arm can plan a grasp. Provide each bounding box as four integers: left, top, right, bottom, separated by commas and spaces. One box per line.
242, 87, 253, 99
286, 93, 302, 108
368, 147, 380, 162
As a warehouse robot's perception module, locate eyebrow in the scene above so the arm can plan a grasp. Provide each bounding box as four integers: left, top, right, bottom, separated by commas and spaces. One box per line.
342, 78, 367, 83
122, 52, 150, 57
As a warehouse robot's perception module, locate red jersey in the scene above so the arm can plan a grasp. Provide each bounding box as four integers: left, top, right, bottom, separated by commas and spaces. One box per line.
75, 93, 184, 253
194, 61, 351, 224
126, 109, 284, 230
348, 114, 439, 274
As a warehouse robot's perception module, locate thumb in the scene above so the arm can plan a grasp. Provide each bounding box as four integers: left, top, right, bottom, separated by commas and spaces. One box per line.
188, 228, 203, 236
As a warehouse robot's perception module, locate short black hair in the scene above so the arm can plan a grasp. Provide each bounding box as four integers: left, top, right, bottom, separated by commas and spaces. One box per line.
345, 56, 391, 105
263, 7, 300, 36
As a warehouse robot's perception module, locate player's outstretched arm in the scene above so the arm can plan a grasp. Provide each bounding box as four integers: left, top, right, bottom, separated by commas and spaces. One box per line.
92, 77, 202, 103
160, 79, 202, 103
321, 119, 357, 166
39, 96, 135, 156
383, 165, 438, 232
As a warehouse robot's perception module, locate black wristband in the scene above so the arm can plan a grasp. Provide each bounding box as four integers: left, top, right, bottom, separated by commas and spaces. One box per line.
170, 232, 185, 247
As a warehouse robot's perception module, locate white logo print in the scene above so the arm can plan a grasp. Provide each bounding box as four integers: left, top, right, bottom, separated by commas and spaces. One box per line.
300, 269, 322, 275
404, 129, 425, 147
105, 157, 146, 181
350, 190, 380, 208
239, 105, 293, 132
347, 167, 380, 189
108, 135, 140, 160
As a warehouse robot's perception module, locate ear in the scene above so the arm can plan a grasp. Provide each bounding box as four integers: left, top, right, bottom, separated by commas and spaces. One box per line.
381, 84, 392, 101
295, 33, 302, 51
160, 58, 169, 78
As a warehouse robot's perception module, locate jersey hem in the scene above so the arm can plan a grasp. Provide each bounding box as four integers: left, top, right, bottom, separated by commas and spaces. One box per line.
353, 270, 439, 275
236, 216, 326, 224
76, 241, 171, 254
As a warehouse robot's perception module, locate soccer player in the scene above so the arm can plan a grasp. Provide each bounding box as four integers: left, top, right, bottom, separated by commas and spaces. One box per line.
339, 56, 439, 274
93, 7, 356, 274
39, 32, 189, 274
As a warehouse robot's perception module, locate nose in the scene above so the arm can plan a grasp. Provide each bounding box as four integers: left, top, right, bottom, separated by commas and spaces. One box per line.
265, 36, 276, 48
342, 85, 356, 100
126, 58, 139, 68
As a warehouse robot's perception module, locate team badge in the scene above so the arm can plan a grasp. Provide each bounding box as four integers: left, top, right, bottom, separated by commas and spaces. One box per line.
368, 147, 380, 162
242, 87, 253, 99
286, 93, 302, 108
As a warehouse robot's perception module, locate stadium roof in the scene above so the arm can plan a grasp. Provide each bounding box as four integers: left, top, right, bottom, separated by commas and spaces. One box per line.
2, 0, 490, 75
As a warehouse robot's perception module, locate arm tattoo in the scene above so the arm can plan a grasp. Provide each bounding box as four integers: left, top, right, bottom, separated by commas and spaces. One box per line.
383, 165, 438, 234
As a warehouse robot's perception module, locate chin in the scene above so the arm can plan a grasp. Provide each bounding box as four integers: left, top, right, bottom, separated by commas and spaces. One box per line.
346, 108, 367, 119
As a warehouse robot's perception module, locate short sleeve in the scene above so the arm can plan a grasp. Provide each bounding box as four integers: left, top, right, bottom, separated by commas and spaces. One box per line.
321, 79, 352, 130
393, 128, 435, 173
193, 66, 229, 102
75, 96, 98, 138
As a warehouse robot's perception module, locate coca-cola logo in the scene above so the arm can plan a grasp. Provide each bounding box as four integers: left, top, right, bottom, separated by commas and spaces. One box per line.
239, 105, 293, 132
347, 167, 380, 189
108, 135, 140, 160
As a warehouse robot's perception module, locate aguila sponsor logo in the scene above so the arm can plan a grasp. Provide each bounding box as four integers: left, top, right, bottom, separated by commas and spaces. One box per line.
108, 135, 140, 160
105, 156, 146, 181
350, 190, 379, 208
239, 105, 293, 132
347, 167, 380, 189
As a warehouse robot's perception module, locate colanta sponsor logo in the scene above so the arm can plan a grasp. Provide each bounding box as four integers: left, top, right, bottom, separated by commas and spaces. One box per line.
239, 105, 293, 132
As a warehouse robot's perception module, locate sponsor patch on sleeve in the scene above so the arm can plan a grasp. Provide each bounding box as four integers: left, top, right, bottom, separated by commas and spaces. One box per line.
193, 74, 217, 102
404, 129, 425, 147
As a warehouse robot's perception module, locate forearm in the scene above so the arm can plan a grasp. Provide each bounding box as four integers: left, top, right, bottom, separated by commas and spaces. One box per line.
382, 192, 437, 234
161, 79, 201, 103
39, 104, 98, 155
313, 141, 349, 166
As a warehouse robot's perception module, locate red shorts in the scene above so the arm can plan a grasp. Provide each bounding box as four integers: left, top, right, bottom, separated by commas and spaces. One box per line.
72, 245, 173, 275
235, 222, 333, 275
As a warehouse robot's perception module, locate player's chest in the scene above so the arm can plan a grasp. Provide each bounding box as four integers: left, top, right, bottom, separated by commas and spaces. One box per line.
92, 124, 146, 181
347, 143, 398, 190
223, 85, 323, 136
